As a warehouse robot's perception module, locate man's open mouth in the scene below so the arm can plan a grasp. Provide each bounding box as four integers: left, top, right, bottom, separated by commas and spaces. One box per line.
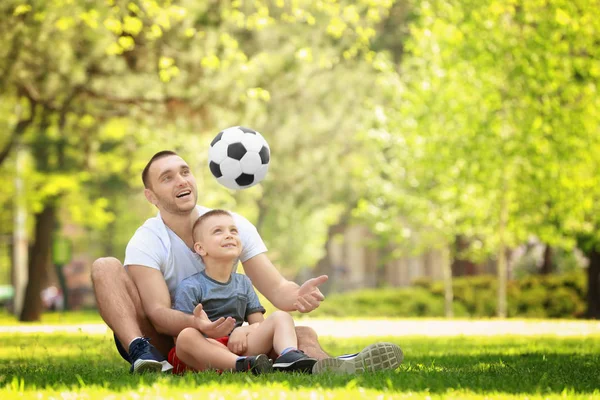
176, 190, 191, 198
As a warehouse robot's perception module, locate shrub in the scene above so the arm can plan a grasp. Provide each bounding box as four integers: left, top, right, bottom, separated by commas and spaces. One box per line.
306, 271, 587, 319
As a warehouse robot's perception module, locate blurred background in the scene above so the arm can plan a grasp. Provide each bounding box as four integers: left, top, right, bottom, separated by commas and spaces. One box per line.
0, 0, 598, 322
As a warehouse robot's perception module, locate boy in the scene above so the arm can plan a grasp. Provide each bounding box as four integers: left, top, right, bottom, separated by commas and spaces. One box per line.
172, 209, 317, 374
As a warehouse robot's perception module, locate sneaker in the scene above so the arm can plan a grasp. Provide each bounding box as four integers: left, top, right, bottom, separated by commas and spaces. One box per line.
312, 342, 403, 374
128, 337, 168, 374
273, 350, 317, 373
235, 354, 273, 375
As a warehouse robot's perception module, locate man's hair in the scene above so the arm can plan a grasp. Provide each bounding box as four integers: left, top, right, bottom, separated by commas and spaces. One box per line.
192, 209, 233, 242
142, 150, 178, 189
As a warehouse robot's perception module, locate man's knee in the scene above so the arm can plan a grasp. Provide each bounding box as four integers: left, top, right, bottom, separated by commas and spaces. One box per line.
91, 257, 123, 284
296, 325, 318, 342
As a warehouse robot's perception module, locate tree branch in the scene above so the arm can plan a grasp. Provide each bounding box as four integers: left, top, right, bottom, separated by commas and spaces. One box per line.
0, 95, 36, 167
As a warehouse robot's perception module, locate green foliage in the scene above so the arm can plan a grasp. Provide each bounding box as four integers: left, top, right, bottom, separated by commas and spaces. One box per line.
308, 287, 468, 318
355, 0, 600, 259
0, 0, 397, 273
313, 272, 587, 319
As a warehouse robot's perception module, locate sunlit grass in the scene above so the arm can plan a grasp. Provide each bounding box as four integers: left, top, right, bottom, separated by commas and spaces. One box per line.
1, 331, 599, 399
0, 309, 103, 325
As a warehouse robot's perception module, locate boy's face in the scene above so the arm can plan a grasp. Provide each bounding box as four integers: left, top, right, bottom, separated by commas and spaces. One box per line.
194, 215, 242, 260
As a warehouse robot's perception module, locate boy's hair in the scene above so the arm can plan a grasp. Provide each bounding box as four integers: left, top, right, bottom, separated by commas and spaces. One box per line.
141, 150, 178, 189
192, 209, 233, 243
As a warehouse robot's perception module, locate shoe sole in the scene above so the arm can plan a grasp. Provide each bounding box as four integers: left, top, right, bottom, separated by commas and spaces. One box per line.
273, 358, 317, 373
132, 359, 164, 374
312, 342, 403, 374
161, 360, 174, 373
252, 354, 274, 374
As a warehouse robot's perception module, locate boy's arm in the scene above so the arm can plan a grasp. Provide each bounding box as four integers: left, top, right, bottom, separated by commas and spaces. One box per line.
247, 312, 264, 325
128, 265, 235, 337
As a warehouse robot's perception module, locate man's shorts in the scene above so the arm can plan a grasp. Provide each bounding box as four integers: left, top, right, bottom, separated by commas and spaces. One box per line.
114, 333, 229, 374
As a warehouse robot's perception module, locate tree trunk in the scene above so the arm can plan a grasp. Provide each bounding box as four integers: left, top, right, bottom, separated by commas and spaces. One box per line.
19, 203, 57, 322
313, 216, 351, 295
587, 247, 600, 319
497, 181, 509, 319
540, 244, 553, 275
441, 246, 454, 318
451, 235, 477, 276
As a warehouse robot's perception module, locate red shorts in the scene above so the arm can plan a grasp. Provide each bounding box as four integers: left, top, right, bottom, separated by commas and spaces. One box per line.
168, 336, 229, 375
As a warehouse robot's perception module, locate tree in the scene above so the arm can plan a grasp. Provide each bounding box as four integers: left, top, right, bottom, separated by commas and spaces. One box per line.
355, 0, 600, 317
1, 0, 397, 319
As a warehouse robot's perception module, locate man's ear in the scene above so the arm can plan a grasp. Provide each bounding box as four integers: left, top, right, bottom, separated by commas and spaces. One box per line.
194, 242, 207, 256
144, 188, 157, 206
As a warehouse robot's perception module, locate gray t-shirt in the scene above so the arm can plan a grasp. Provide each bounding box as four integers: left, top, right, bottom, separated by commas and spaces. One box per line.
124, 205, 268, 301
173, 270, 266, 330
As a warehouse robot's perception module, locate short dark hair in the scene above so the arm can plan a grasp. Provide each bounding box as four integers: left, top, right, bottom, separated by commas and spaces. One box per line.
142, 150, 178, 188
192, 209, 233, 242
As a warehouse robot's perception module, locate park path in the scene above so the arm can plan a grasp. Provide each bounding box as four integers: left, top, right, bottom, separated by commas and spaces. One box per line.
2, 319, 600, 337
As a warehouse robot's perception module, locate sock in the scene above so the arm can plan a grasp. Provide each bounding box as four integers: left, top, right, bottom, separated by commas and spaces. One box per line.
280, 347, 297, 356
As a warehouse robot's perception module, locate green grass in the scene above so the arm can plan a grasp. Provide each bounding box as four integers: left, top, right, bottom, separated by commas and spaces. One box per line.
0, 309, 103, 325
1, 332, 599, 399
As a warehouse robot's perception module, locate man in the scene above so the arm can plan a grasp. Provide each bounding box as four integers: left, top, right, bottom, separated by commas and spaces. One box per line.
91, 150, 403, 374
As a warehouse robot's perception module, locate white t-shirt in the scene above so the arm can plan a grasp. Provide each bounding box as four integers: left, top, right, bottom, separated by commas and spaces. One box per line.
124, 205, 267, 300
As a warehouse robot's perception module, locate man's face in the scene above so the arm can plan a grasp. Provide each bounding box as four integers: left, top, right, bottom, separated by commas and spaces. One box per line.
145, 155, 198, 215
194, 215, 242, 260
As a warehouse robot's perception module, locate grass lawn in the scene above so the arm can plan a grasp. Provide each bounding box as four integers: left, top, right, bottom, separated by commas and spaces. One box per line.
1, 331, 599, 399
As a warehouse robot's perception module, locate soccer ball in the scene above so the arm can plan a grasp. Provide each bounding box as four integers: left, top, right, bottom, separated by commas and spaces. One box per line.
208, 126, 270, 190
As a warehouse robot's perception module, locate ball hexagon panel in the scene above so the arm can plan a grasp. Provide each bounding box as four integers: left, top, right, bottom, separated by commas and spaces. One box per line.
219, 158, 242, 180
254, 164, 269, 183
242, 134, 266, 153
209, 140, 229, 164
220, 127, 246, 144
239, 152, 262, 174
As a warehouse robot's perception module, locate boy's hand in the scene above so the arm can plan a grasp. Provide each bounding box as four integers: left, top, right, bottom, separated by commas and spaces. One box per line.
228, 327, 249, 355
193, 303, 236, 338
294, 275, 328, 313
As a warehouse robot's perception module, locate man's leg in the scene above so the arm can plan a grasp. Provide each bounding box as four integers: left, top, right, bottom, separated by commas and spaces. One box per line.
296, 326, 330, 360
91, 257, 173, 370
312, 342, 404, 374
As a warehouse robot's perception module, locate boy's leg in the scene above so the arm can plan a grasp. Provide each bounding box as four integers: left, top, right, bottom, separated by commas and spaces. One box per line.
176, 328, 272, 374
91, 257, 173, 369
176, 328, 238, 370
246, 311, 316, 373
245, 311, 297, 356
245, 311, 298, 356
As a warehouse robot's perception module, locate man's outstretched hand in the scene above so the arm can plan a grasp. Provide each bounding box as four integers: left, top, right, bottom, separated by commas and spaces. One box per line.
193, 303, 236, 338
294, 275, 328, 313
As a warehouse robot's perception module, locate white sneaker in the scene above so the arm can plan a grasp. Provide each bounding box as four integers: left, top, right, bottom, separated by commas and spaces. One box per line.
312, 342, 403, 374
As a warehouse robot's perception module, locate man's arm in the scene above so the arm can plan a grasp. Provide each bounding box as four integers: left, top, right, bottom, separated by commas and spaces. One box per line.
127, 265, 235, 337
242, 253, 328, 312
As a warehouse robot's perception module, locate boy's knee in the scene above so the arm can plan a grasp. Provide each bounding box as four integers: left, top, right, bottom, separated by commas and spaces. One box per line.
176, 328, 199, 356
271, 310, 293, 321
90, 257, 123, 283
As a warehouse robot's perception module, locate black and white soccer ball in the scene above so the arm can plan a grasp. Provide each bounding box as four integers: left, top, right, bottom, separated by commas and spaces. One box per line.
208, 126, 270, 190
